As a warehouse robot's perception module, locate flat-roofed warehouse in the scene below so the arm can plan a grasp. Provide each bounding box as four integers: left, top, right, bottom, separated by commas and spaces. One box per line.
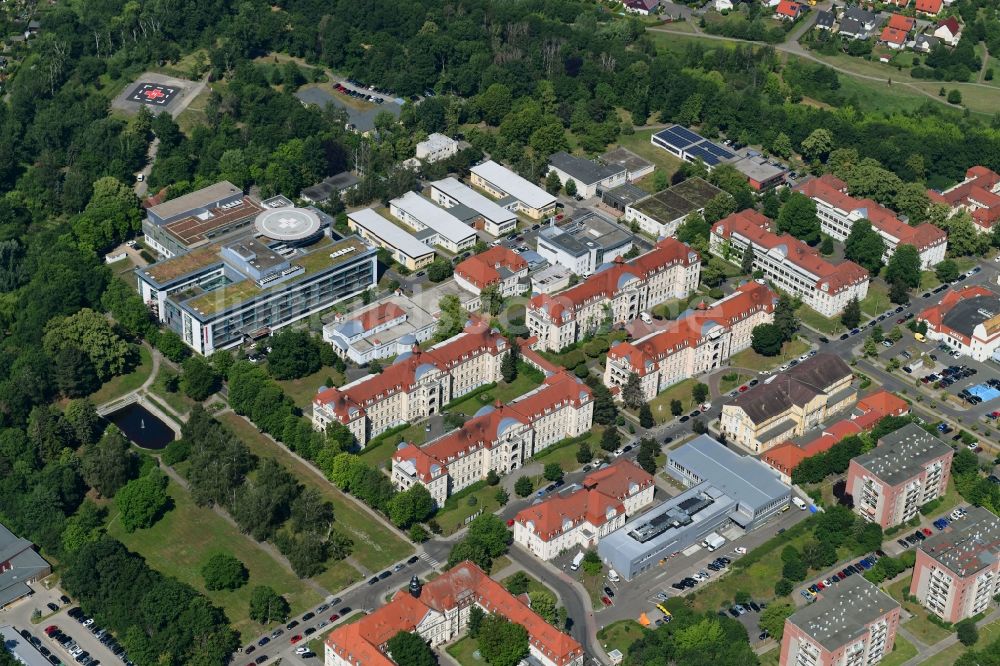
623, 177, 723, 238
347, 208, 436, 271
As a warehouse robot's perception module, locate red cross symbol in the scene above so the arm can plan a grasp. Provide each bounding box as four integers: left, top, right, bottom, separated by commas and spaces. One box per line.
144, 88, 166, 100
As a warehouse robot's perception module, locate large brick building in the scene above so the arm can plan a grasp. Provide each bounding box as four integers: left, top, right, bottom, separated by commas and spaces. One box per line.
513, 459, 654, 560
325, 561, 583, 666
603, 280, 776, 403
927, 166, 1000, 233
780, 576, 900, 666
709, 209, 869, 317
720, 354, 855, 454
527, 238, 700, 352
910, 506, 1000, 622
918, 285, 1000, 363
390, 371, 594, 507
312, 322, 510, 446
847, 424, 953, 529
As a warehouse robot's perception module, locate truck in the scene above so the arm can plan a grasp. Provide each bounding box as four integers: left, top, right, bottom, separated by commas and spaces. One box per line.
792, 497, 807, 510
702, 532, 725, 551
570, 552, 585, 571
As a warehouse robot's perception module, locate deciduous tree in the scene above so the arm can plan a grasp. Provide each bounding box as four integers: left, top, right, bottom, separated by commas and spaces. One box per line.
82, 425, 138, 498
115, 470, 170, 533
201, 553, 249, 591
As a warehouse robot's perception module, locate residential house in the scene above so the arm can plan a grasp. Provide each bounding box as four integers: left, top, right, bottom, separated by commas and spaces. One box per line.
715, 0, 734, 10
914, 34, 940, 52
604, 281, 777, 404
934, 17, 962, 46
0, 522, 51, 609
838, 6, 879, 39
624, 0, 659, 14
814, 9, 836, 30
775, 0, 805, 20
915, 0, 943, 15
880, 14, 915, 48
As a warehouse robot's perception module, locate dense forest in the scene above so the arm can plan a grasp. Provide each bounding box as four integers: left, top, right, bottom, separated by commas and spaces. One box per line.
0, 0, 998, 663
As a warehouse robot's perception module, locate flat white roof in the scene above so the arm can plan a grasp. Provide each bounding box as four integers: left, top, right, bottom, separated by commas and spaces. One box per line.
432, 177, 517, 225
471, 160, 556, 211
390, 192, 477, 245
348, 208, 435, 259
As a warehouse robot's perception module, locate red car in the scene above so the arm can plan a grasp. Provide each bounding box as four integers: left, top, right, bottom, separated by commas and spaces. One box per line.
601, 596, 612, 606
329, 614, 340, 622
44, 625, 58, 635
506, 519, 515, 527
738, 385, 748, 392
290, 634, 304, 644
922, 528, 933, 536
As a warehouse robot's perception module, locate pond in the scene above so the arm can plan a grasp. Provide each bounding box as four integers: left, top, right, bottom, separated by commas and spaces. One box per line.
105, 403, 175, 450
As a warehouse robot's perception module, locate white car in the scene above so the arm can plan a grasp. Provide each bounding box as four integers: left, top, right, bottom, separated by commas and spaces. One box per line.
296, 647, 311, 655
951, 508, 966, 520
734, 546, 748, 554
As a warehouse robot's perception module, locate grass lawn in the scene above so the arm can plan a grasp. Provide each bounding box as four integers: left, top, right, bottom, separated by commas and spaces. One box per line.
797, 305, 844, 335
931, 641, 967, 666
306, 611, 365, 657
533, 427, 605, 473
276, 366, 346, 411
920, 270, 942, 290
729, 339, 811, 374
436, 483, 504, 535
446, 636, 481, 666
501, 570, 557, 599
880, 634, 918, 666
860, 281, 891, 318
444, 374, 544, 419
87, 344, 154, 405
613, 129, 685, 181
582, 570, 610, 610
176, 86, 213, 135
886, 575, 953, 646
646, 378, 700, 424
758, 646, 780, 666
359, 422, 429, 469
218, 413, 413, 579
107, 479, 322, 640
596, 620, 648, 658
719, 372, 751, 394
147, 364, 198, 417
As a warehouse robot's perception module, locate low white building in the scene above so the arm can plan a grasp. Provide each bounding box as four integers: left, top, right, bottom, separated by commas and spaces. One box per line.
546, 152, 626, 199
470, 160, 557, 220
429, 177, 517, 237
536, 211, 634, 277
388, 191, 477, 253
323, 297, 437, 365
514, 460, 655, 560
531, 264, 572, 295
415, 133, 459, 163
623, 177, 724, 239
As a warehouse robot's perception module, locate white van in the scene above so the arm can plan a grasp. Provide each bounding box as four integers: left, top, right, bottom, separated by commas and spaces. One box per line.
792, 497, 807, 510
640, 311, 653, 324
570, 552, 585, 571
608, 569, 620, 583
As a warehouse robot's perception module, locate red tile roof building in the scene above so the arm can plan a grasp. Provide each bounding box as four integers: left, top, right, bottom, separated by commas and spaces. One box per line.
527, 238, 700, 351
796, 174, 948, 270
934, 16, 962, 44
916, 0, 943, 15
917, 285, 1000, 362
325, 561, 584, 666
761, 390, 909, 483
927, 166, 1000, 232
709, 209, 869, 317
391, 370, 594, 506
604, 280, 777, 403
312, 322, 510, 446
454, 247, 529, 302
774, 0, 804, 20
513, 460, 654, 560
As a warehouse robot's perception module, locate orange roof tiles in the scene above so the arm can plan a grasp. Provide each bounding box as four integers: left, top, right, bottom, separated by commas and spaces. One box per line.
918, 285, 996, 345
326, 562, 583, 666
916, 0, 942, 13
455, 247, 528, 290
355, 302, 406, 333
887, 13, 915, 31
880, 27, 908, 45
529, 238, 697, 325
514, 488, 624, 541
928, 166, 1000, 230
583, 459, 654, 500
775, 0, 803, 17
711, 211, 869, 294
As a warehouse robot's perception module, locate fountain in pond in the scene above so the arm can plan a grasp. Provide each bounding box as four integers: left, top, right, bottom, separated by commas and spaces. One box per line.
105, 403, 174, 450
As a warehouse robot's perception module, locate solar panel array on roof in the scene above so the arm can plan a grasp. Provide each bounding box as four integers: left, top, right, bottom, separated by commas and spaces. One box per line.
687, 144, 724, 167
654, 126, 700, 150
670, 126, 704, 146
704, 143, 735, 160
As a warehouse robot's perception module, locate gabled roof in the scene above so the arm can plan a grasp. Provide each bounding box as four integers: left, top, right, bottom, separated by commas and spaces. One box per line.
515, 488, 625, 541
880, 26, 908, 45
775, 0, 803, 16
915, 0, 942, 13
548, 152, 626, 186
815, 10, 835, 27
887, 13, 916, 31
937, 16, 961, 35
583, 458, 655, 500
455, 247, 528, 290
728, 354, 852, 425
919, 285, 1000, 344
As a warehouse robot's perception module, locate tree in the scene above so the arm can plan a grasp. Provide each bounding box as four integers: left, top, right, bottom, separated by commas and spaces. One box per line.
740, 246, 755, 275
621, 372, 644, 409
427, 258, 454, 283
544, 171, 562, 195
774, 294, 800, 342
586, 376, 618, 426
670, 400, 683, 416
576, 441, 592, 464
639, 403, 654, 429
777, 192, 820, 244
249, 585, 290, 624
291, 487, 336, 534
486, 470, 501, 486
514, 476, 533, 497
947, 89, 962, 105
481, 283, 504, 317
181, 355, 221, 401
751, 323, 784, 356
564, 179, 577, 197
636, 438, 657, 474
820, 235, 834, 255
477, 614, 529, 666
956, 619, 978, 646
505, 572, 530, 595
759, 603, 795, 641
885, 245, 921, 289
266, 329, 322, 380
774, 579, 793, 596
115, 470, 170, 533
543, 463, 563, 482
528, 591, 556, 623
387, 631, 438, 666
844, 220, 886, 274
800, 128, 833, 162
703, 192, 737, 224
692, 382, 709, 404
501, 350, 517, 384
889, 279, 910, 305
54, 346, 101, 398
201, 553, 249, 591
44, 308, 136, 381
935, 258, 959, 283
410, 524, 430, 542
494, 488, 509, 506
600, 426, 621, 452
894, 182, 931, 223
772, 132, 793, 158
82, 425, 138, 498
71, 177, 141, 253
65, 399, 103, 446
841, 296, 862, 329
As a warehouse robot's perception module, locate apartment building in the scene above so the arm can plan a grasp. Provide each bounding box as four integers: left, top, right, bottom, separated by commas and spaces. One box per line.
710, 209, 869, 317
928, 166, 1000, 233
919, 285, 1000, 362
454, 246, 530, 306
910, 506, 1000, 623
470, 160, 557, 220
312, 323, 509, 447
720, 354, 855, 454
390, 371, 594, 507
325, 562, 583, 666
604, 281, 776, 403
513, 460, 654, 560
527, 238, 701, 352
847, 424, 954, 529
797, 174, 948, 269
780, 576, 900, 666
